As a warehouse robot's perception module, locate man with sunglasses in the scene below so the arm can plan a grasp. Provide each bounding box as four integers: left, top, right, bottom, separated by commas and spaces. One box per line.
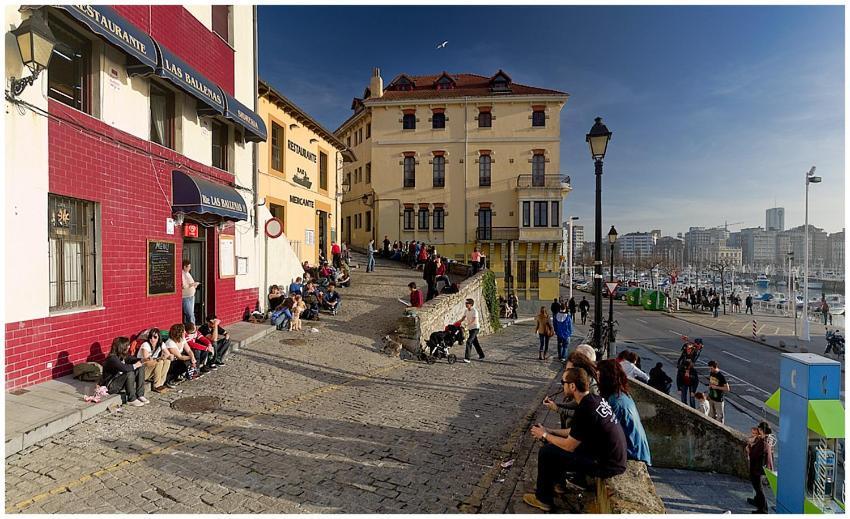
523, 367, 627, 512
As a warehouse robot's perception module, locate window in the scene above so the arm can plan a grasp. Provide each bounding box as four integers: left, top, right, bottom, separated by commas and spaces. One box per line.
149, 82, 175, 149
404, 208, 414, 230
49, 194, 97, 311
432, 112, 446, 129
517, 260, 527, 285
479, 155, 491, 186
48, 19, 91, 113
436, 75, 454, 90
211, 5, 231, 43
418, 208, 429, 230
347, 135, 351, 147
366, 162, 371, 183
355, 214, 361, 228
319, 151, 328, 190
346, 172, 351, 189
269, 203, 284, 222
533, 201, 548, 227
211, 120, 229, 171
433, 207, 445, 230
366, 123, 371, 139
530, 260, 540, 286
522, 201, 531, 227
403, 156, 415, 187
532, 153, 545, 186
432, 156, 445, 187
478, 207, 492, 240
271, 122, 283, 171
403, 113, 416, 130
478, 111, 492, 128
366, 211, 372, 232
532, 109, 546, 127
550, 201, 560, 227
358, 128, 363, 143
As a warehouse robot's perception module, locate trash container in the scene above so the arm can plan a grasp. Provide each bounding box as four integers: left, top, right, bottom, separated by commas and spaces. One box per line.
626, 288, 644, 306
641, 290, 666, 311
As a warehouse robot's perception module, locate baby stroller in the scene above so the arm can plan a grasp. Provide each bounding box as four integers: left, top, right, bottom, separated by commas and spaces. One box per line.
419, 322, 464, 364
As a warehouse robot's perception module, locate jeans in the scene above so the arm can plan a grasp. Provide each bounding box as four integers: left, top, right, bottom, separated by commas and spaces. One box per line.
182, 297, 195, 324
538, 334, 550, 355
680, 388, 695, 408
366, 254, 375, 272
535, 442, 600, 506
213, 338, 232, 363
709, 399, 725, 423
465, 328, 484, 359
107, 368, 145, 402
557, 336, 569, 360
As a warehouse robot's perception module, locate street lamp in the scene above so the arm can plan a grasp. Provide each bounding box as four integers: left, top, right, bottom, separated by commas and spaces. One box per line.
607, 225, 618, 358
9, 10, 55, 98
586, 117, 612, 356
801, 166, 821, 341
568, 216, 579, 300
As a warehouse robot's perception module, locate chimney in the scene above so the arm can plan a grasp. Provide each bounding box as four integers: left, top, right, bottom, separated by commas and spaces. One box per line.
370, 67, 383, 98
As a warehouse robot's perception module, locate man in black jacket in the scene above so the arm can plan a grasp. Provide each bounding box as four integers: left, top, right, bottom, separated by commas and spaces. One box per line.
648, 362, 672, 394
424, 254, 439, 301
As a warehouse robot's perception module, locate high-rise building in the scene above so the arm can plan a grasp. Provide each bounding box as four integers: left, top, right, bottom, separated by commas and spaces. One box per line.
654, 236, 685, 268
827, 229, 845, 275
572, 225, 585, 261
617, 232, 656, 262
766, 207, 785, 232
780, 225, 828, 270
738, 227, 777, 268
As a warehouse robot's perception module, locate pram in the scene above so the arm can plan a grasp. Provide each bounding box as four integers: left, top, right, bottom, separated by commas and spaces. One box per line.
419, 322, 464, 364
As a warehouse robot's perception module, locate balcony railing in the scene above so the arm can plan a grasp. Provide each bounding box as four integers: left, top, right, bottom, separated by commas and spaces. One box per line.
517, 174, 571, 189
476, 227, 519, 241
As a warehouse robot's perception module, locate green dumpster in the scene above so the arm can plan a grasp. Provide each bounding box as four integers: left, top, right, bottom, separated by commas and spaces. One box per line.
641, 290, 666, 311
626, 288, 644, 306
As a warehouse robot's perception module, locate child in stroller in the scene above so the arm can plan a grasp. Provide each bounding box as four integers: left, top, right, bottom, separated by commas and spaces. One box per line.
420, 322, 465, 364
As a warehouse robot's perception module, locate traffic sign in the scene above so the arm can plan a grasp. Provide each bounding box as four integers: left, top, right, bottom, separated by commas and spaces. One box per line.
265, 217, 283, 239
605, 282, 619, 297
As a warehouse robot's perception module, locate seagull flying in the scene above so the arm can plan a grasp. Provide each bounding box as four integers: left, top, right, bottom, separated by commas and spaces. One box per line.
436, 40, 448, 49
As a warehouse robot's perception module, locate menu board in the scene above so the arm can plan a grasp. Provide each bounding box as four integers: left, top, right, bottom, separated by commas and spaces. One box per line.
219, 235, 235, 278
147, 240, 176, 296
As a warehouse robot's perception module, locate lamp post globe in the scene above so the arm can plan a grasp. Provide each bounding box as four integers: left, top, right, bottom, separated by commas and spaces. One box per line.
586, 117, 612, 357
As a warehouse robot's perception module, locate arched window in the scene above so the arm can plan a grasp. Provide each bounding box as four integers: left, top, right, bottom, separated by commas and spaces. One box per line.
433, 156, 445, 187
479, 155, 491, 187
532, 153, 545, 186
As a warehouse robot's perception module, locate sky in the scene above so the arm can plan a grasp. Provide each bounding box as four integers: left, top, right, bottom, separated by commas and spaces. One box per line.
258, 5, 845, 237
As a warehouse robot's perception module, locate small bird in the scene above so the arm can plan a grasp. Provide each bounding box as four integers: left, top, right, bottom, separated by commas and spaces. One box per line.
436, 40, 448, 49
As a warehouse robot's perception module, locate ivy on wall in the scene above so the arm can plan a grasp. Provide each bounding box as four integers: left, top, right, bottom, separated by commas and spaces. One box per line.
481, 270, 501, 332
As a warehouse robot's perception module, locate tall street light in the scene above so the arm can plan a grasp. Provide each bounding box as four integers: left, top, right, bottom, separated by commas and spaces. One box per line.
801, 166, 821, 341
607, 225, 618, 359
586, 117, 612, 356
568, 216, 579, 300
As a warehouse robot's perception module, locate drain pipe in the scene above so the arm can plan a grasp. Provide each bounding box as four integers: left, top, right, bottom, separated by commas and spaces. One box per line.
464, 96, 469, 254
252, 5, 260, 238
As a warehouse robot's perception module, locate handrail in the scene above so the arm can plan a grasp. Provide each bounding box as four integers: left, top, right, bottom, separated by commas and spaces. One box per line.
476, 227, 519, 241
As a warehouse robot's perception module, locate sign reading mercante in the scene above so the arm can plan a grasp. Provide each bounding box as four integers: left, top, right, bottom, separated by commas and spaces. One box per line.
147, 240, 176, 296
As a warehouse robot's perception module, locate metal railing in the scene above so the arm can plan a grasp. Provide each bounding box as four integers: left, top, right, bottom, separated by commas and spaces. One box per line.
476, 227, 519, 241
517, 174, 571, 189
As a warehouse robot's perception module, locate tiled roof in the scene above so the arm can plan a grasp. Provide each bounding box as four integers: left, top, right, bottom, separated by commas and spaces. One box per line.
374, 72, 568, 101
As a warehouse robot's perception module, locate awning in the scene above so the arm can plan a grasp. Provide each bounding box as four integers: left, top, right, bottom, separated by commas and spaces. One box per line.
155, 42, 225, 115
808, 400, 845, 438
53, 5, 157, 75
171, 170, 247, 222
222, 90, 267, 142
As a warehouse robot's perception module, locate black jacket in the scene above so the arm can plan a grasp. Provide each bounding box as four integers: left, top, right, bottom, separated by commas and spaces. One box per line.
648, 366, 672, 392
676, 366, 700, 392
423, 259, 437, 280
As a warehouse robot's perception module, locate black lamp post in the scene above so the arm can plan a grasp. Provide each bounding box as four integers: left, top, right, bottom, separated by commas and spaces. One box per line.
9, 10, 56, 98
586, 117, 612, 357
607, 225, 618, 358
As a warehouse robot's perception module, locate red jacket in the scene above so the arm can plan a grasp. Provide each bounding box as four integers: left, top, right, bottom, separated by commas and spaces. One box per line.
185, 331, 212, 352
410, 289, 423, 308
331, 243, 341, 255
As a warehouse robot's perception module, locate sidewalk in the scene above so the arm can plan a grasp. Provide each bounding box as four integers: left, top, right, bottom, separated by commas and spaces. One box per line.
5, 321, 274, 457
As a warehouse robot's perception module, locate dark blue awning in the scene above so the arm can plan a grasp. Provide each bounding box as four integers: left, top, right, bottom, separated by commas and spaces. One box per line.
155, 42, 225, 115
223, 91, 267, 142
55, 5, 156, 74
172, 170, 247, 222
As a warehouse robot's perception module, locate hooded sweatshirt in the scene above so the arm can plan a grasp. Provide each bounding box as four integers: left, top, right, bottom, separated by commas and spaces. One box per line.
553, 311, 573, 340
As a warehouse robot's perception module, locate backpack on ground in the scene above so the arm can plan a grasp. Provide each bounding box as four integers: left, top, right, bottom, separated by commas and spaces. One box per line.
73, 362, 103, 382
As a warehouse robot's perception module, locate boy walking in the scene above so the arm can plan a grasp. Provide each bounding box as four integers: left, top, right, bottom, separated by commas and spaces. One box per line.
459, 298, 485, 363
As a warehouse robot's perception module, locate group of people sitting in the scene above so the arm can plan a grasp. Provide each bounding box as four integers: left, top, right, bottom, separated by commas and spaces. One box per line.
267, 255, 349, 331
98, 316, 232, 406
379, 236, 486, 275
524, 344, 652, 512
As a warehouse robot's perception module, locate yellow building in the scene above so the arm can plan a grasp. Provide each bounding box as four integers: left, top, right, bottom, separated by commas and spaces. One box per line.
335, 69, 570, 303
257, 80, 352, 266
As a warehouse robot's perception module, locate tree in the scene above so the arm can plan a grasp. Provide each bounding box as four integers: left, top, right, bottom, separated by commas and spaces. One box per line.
710, 259, 735, 315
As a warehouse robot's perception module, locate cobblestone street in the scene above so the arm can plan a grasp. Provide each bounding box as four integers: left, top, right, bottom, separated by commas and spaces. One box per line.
5, 256, 566, 513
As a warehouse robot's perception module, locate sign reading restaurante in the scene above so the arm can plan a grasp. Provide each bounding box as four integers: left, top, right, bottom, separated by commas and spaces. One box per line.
287, 139, 317, 163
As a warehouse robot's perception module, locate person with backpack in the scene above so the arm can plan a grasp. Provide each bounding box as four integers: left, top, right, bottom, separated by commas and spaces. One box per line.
136, 328, 173, 394
99, 336, 147, 406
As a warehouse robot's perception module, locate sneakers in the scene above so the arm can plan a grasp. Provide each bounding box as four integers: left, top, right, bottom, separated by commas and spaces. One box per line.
522, 493, 552, 512
165, 381, 179, 389
200, 366, 212, 373
209, 363, 219, 370
127, 399, 145, 407
461, 359, 471, 363
138, 396, 150, 404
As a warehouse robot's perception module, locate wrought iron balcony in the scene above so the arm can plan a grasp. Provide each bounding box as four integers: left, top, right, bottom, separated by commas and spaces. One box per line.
476, 227, 519, 241
516, 174, 571, 189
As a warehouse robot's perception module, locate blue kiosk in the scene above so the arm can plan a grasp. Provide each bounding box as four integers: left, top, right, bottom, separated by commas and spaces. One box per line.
765, 353, 844, 514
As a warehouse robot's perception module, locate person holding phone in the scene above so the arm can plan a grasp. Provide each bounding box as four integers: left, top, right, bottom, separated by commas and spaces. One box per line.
182, 259, 201, 325
99, 337, 147, 406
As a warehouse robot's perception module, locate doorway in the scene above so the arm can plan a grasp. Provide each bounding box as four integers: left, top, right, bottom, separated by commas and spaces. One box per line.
317, 210, 327, 262
183, 227, 206, 324
345, 215, 351, 246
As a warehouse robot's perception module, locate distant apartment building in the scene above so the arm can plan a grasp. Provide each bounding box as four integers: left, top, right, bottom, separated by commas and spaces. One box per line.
766, 207, 785, 232
617, 232, 656, 262
738, 227, 777, 268
781, 224, 828, 271
654, 236, 685, 268
826, 229, 845, 274
572, 224, 585, 260
706, 243, 743, 267
684, 226, 730, 266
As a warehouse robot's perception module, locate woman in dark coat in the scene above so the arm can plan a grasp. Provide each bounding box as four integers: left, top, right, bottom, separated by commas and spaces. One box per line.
676, 360, 699, 408
99, 336, 146, 406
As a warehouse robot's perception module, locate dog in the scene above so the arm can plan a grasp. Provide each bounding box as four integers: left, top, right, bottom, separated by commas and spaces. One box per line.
381, 334, 403, 357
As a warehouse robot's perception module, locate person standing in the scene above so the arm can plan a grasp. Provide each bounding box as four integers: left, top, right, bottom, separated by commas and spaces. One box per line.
550, 298, 561, 319
366, 239, 376, 273
745, 422, 774, 514
568, 296, 577, 322
424, 254, 438, 301
471, 247, 481, 275
707, 360, 730, 423
459, 298, 485, 363
745, 294, 754, 315
676, 360, 699, 408
579, 296, 590, 325
181, 260, 200, 325
553, 303, 573, 362
331, 241, 342, 269
534, 307, 553, 361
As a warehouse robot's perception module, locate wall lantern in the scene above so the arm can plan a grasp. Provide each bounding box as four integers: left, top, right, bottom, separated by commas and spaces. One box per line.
9, 10, 56, 98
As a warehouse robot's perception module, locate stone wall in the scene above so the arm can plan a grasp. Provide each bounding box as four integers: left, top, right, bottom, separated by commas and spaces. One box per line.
396, 271, 494, 353
630, 380, 750, 479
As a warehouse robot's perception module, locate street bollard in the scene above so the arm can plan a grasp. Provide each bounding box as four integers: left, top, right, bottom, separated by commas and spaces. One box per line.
752, 320, 757, 341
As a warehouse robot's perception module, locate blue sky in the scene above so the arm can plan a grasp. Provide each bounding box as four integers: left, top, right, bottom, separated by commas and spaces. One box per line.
258, 5, 845, 237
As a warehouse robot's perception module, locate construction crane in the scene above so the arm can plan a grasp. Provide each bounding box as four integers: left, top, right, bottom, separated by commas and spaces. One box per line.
711, 220, 745, 231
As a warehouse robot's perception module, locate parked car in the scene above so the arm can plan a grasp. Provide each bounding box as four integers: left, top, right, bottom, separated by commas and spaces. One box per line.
616, 286, 631, 300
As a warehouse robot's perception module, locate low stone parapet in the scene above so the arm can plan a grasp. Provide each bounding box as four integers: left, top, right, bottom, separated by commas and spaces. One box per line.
594, 461, 665, 513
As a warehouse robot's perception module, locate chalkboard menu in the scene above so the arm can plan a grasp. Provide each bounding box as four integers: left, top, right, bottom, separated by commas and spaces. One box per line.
147, 240, 176, 296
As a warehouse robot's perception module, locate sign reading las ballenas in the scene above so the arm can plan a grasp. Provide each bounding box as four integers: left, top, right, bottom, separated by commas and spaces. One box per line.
201, 194, 245, 213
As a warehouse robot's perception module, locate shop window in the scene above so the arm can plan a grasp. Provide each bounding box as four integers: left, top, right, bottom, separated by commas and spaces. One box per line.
319, 151, 328, 190
532, 109, 546, 127
479, 155, 491, 186
522, 201, 531, 227
418, 208, 429, 230
149, 82, 175, 149
211, 5, 232, 44
532, 153, 545, 186
366, 123, 371, 139
433, 207, 445, 230
48, 194, 98, 311
403, 156, 415, 188
47, 18, 92, 114
478, 111, 492, 128
403, 113, 416, 130
550, 201, 560, 227
432, 112, 446, 129
433, 156, 445, 188
271, 122, 283, 172
533, 201, 548, 227
404, 208, 414, 230
211, 120, 230, 171
366, 211, 372, 232
366, 162, 371, 184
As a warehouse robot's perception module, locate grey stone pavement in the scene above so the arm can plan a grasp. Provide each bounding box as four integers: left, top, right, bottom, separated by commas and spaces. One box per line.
5, 255, 564, 514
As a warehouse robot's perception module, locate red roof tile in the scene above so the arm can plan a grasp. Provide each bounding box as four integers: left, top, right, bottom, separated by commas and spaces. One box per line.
374, 72, 567, 101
